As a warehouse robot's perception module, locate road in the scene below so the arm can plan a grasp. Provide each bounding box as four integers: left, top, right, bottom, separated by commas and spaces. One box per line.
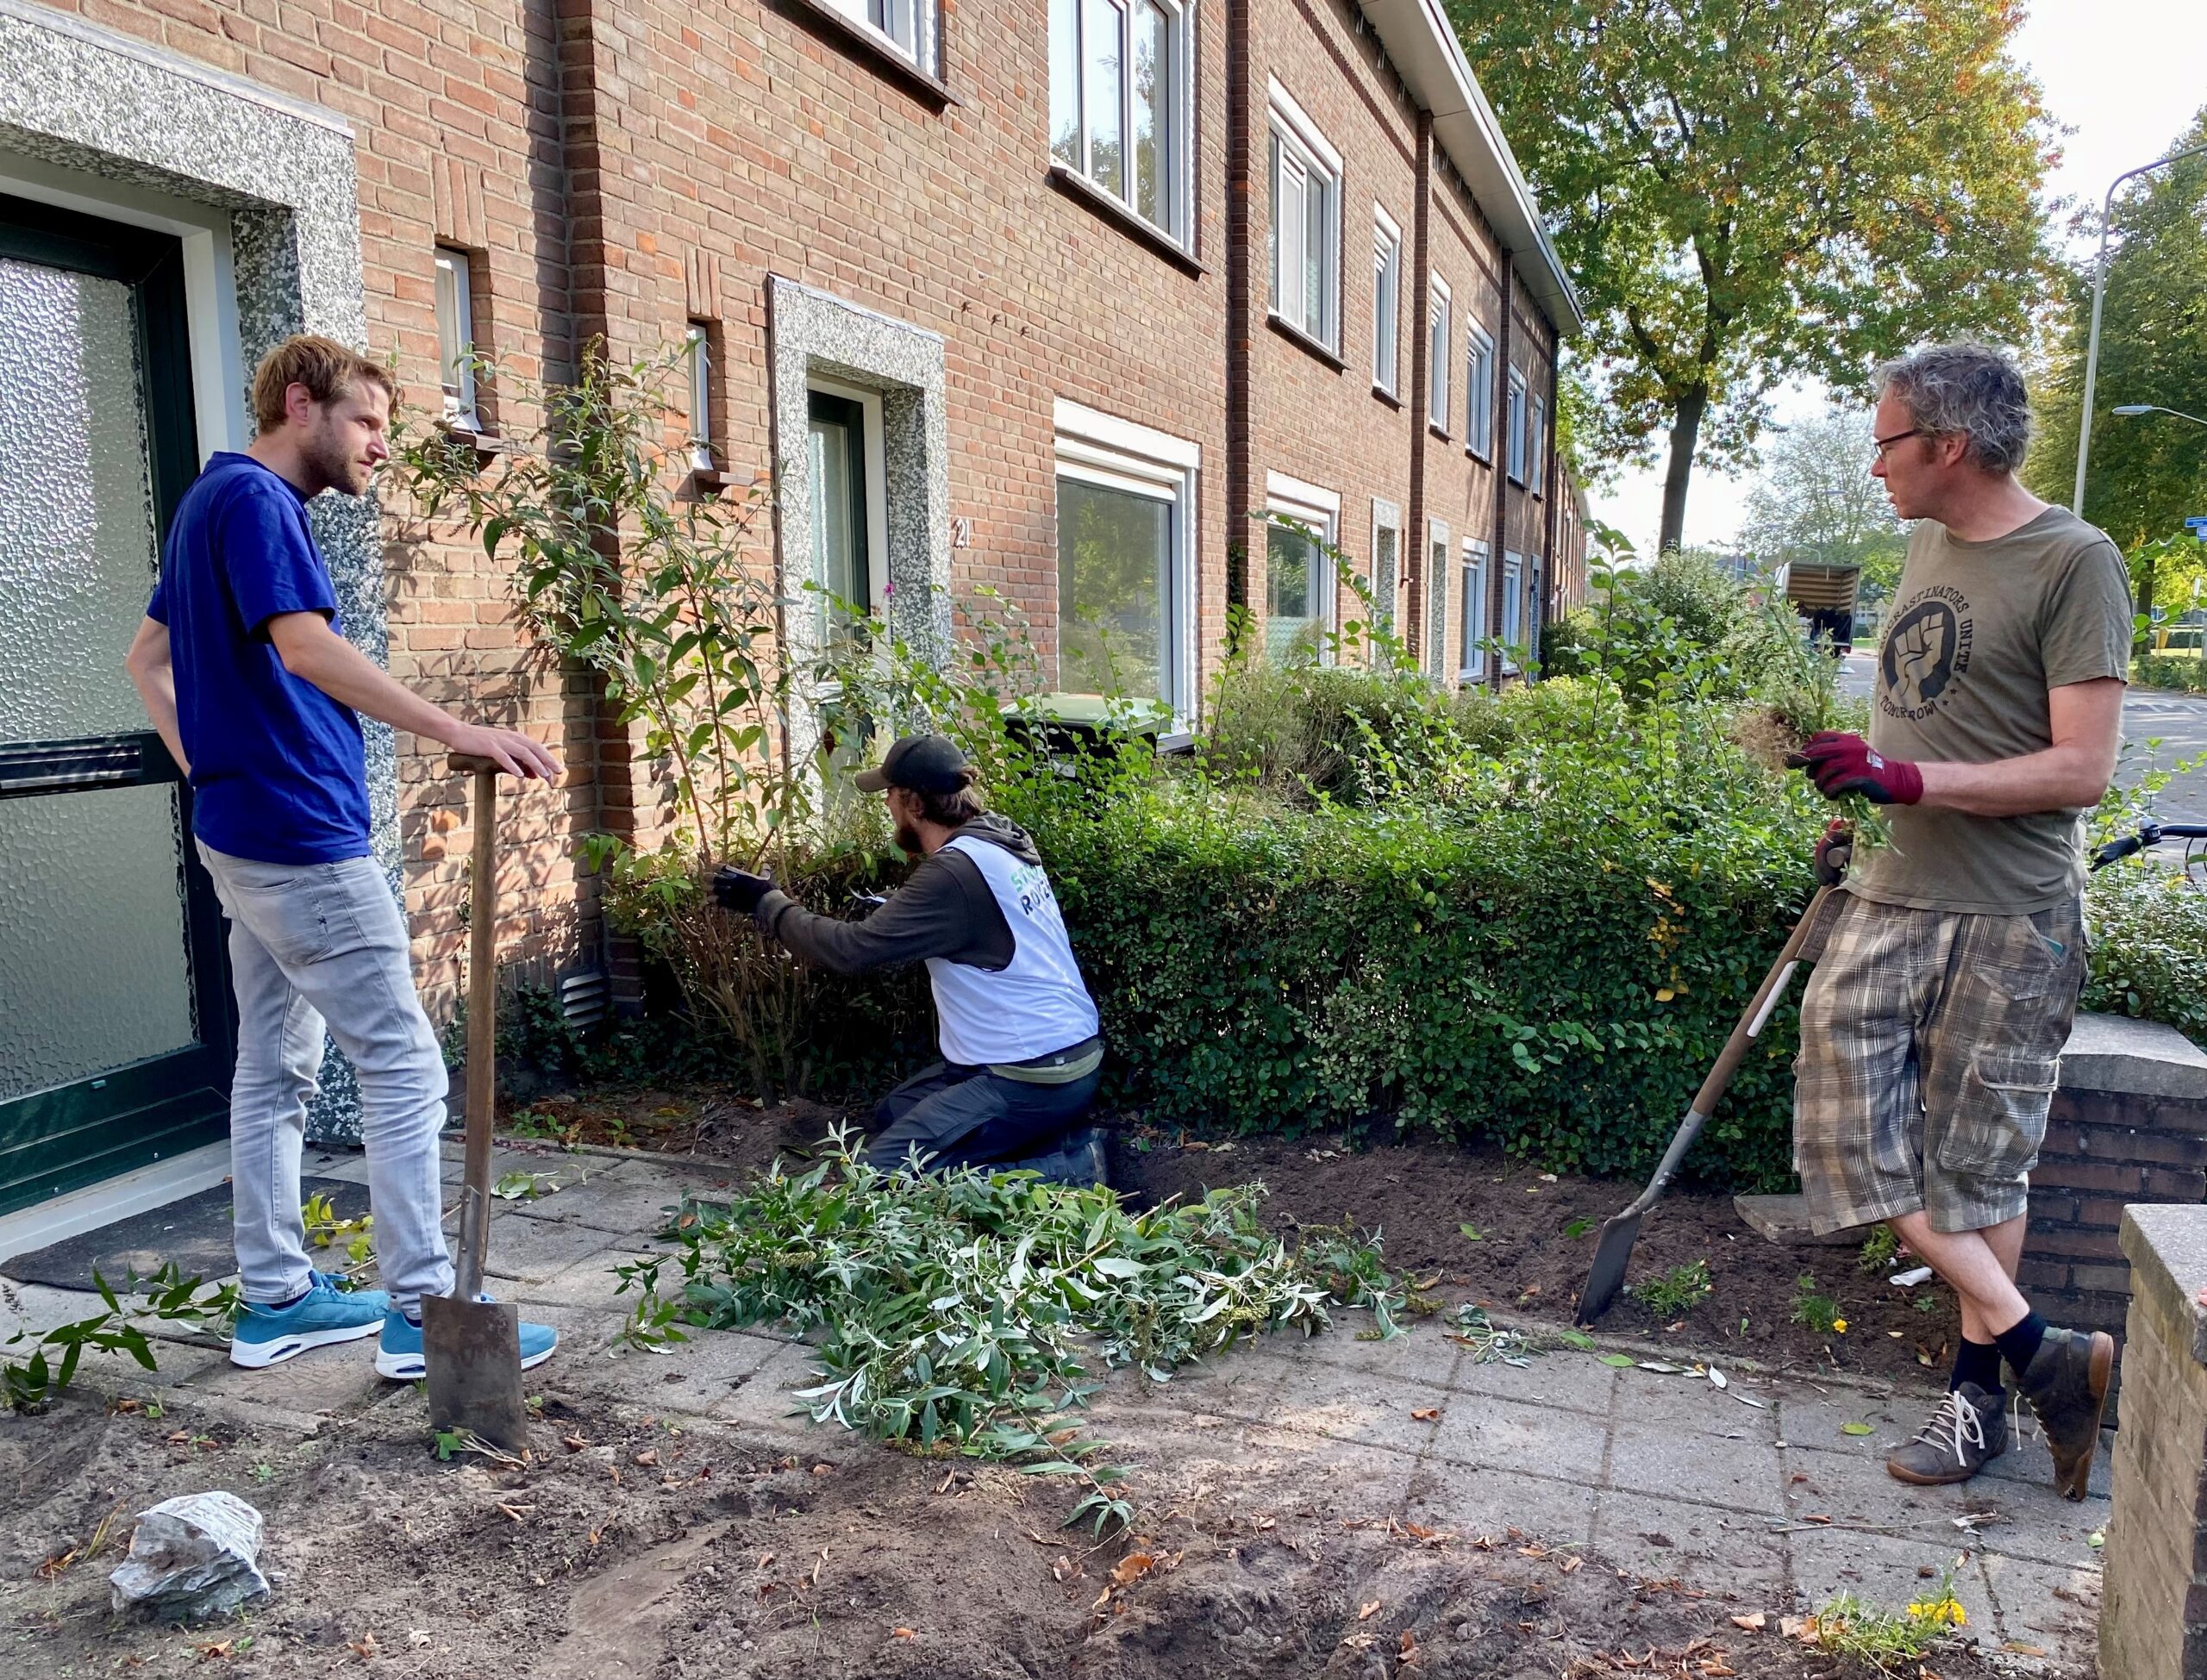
1835, 651, 2207, 825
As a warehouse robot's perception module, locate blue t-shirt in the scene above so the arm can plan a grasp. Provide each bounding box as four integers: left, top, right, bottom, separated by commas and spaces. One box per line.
147, 453, 372, 864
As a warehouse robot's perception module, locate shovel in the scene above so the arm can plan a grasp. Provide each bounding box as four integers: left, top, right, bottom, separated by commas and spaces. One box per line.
421, 753, 529, 1454
1574, 884, 1835, 1327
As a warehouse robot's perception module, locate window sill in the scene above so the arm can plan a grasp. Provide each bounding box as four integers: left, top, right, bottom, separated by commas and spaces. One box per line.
1371, 384, 1401, 409
1466, 445, 1492, 465
1046, 166, 1204, 278
1266, 313, 1344, 372
768, 0, 959, 109
438, 422, 511, 459
1428, 422, 1452, 443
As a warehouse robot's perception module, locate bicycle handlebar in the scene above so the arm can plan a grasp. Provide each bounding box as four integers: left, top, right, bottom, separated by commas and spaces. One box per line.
2092, 821, 2207, 871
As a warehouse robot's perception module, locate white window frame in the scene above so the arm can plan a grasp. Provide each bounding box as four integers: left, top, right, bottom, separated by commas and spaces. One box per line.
434, 247, 480, 433
1266, 467, 1341, 663
1426, 525, 1450, 678
1369, 497, 1401, 636
809, 375, 891, 614
1529, 391, 1547, 493
1427, 276, 1451, 434
1466, 322, 1495, 459
1266, 79, 1343, 353
823, 0, 937, 76
1460, 538, 1489, 679
1501, 550, 1524, 671
1372, 205, 1401, 397
1054, 397, 1201, 725
685, 322, 714, 472
1048, 0, 1195, 247
1507, 366, 1529, 484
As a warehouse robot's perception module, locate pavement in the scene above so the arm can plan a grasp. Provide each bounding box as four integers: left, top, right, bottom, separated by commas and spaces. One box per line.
1839, 649, 2207, 825
2, 1140, 2106, 1670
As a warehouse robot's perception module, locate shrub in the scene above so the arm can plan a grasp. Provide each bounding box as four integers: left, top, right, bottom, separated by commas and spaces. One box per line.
2134, 652, 2207, 693
2083, 863, 2207, 1042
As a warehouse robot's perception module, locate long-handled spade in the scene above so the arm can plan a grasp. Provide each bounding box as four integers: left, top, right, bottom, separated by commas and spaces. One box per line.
1575, 883, 1836, 1327
421, 753, 529, 1454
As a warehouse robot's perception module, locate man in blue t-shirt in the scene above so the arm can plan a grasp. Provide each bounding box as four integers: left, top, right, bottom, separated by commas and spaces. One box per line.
126, 334, 562, 1380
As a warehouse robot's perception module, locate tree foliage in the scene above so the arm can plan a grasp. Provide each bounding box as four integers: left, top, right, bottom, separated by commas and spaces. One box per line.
2024, 109, 2207, 550
1451, 0, 2058, 553
1737, 409, 1906, 598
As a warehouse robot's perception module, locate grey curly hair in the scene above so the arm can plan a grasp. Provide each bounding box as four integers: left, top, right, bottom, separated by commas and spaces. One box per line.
1874, 342, 2034, 475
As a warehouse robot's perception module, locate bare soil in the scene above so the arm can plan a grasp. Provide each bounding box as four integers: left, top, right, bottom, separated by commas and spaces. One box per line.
1, 1377, 2029, 1680
512, 1084, 1961, 1389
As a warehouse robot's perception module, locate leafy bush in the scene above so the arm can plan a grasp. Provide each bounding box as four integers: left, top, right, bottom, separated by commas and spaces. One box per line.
2134, 652, 2207, 693
2083, 864, 2207, 1041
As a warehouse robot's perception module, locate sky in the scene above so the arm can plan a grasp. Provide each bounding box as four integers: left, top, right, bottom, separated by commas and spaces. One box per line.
1588, 0, 2207, 557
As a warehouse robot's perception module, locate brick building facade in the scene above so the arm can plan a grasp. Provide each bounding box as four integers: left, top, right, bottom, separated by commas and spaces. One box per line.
0, 0, 1578, 1188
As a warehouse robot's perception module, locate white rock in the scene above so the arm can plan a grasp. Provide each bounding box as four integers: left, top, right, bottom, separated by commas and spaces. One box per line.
109, 1492, 270, 1621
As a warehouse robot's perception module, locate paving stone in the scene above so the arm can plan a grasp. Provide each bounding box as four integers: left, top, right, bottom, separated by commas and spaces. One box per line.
1974, 1421, 2116, 1503
1978, 1552, 2102, 1653
1590, 1485, 1789, 1595
1773, 1440, 1987, 1538
1083, 1345, 1289, 1431
186, 1342, 387, 1417
1609, 1418, 1785, 1515
1441, 1345, 1617, 1420
505, 1247, 660, 1313
710, 1341, 834, 1440
1421, 1390, 1609, 1484
1179, 1424, 1418, 1523
478, 1214, 623, 1285
1609, 1361, 1780, 1442
1269, 1362, 1464, 1457
1787, 1529, 2002, 1634
611, 1324, 798, 1422
1289, 1321, 1462, 1388
1405, 1460, 1597, 1548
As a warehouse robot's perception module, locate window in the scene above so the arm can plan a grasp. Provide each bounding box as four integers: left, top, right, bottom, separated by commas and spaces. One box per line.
1427, 530, 1449, 677
1466, 324, 1494, 459
433, 247, 481, 433
1427, 278, 1451, 433
1370, 500, 1400, 637
1265, 471, 1339, 662
1506, 367, 1529, 483
1502, 552, 1524, 669
1267, 82, 1341, 350
822, 0, 936, 74
1055, 399, 1199, 720
1460, 540, 1488, 679
1372, 209, 1401, 397
684, 322, 715, 472
1049, 0, 1191, 242
1529, 393, 1547, 492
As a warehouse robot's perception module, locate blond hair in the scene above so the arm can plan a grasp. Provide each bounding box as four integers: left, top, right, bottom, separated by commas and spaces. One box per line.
250, 334, 397, 433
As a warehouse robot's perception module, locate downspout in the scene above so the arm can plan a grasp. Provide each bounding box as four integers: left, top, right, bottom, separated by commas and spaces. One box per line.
1486, 252, 1514, 690
1405, 111, 1432, 664
1224, 0, 1254, 621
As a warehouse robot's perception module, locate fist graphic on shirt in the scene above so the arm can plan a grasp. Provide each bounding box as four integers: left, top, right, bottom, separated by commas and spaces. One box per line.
1889, 613, 1949, 709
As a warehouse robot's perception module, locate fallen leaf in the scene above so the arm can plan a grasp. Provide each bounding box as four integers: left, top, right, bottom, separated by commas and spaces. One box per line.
349, 1633, 381, 1660
1110, 1552, 1155, 1588
1730, 1612, 1766, 1631
1560, 1554, 1584, 1573
1254, 1515, 1276, 1531
1399, 1629, 1418, 1658
196, 1641, 233, 1660
633, 1448, 660, 1467
1707, 1369, 1729, 1390
1840, 1422, 1875, 1436
561, 1434, 589, 1452
1051, 1555, 1079, 1582
891, 1627, 917, 1640
1601, 1354, 1636, 1368
2088, 1529, 2104, 1549
1411, 1408, 1441, 1422
408, 1633, 432, 1648
2004, 1644, 2047, 1658
1359, 1600, 1382, 1621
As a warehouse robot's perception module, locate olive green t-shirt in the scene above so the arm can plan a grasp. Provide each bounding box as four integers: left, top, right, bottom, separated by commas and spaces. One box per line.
1851, 504, 2131, 916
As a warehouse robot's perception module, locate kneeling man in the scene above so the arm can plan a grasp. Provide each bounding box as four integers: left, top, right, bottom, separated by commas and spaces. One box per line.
714, 734, 1106, 1180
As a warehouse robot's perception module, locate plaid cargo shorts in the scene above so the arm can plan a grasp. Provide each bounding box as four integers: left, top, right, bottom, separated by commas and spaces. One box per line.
1792, 890, 2086, 1236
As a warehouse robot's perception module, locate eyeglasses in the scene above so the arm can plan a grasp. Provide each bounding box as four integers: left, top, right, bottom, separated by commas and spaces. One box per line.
1872, 428, 1928, 461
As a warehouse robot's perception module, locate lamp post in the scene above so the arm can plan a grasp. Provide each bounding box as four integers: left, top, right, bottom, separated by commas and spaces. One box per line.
2072, 142, 2207, 517
2111, 403, 2207, 428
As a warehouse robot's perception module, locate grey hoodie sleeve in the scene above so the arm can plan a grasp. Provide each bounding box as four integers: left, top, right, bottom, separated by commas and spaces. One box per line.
754, 849, 1014, 975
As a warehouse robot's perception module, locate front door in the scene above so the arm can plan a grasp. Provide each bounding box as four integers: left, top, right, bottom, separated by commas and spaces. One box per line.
0, 192, 232, 1217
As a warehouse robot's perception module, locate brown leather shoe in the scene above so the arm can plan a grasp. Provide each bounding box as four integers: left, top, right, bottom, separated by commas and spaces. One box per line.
2016, 1327, 2116, 1500
1885, 1383, 2007, 1486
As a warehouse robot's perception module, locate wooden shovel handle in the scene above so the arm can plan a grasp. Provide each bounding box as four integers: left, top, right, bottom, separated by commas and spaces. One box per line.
457, 757, 500, 1298
448, 751, 501, 774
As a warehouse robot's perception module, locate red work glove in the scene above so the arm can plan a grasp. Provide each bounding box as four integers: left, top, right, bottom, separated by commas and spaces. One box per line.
1813, 820, 1854, 886
1787, 731, 1923, 806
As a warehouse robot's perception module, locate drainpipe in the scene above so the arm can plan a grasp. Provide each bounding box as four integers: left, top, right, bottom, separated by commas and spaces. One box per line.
1486, 252, 1514, 691
1404, 111, 1433, 663
1224, 0, 1253, 621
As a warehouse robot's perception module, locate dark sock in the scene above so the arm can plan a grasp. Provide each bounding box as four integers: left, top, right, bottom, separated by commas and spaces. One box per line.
1994, 1312, 2048, 1380
265, 1284, 312, 1312
1950, 1338, 2002, 1396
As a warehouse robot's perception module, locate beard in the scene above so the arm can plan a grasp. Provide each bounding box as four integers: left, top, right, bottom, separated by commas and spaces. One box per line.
893, 820, 924, 857
301, 413, 371, 497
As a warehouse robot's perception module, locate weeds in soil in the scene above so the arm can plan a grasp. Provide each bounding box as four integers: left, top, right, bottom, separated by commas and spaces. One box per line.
1629, 1260, 1713, 1318
1857, 1226, 1902, 1275
1790, 1272, 1847, 1336
1810, 1569, 1967, 1667
1446, 1305, 1594, 1367
3, 1266, 241, 1412
612, 1124, 1405, 1533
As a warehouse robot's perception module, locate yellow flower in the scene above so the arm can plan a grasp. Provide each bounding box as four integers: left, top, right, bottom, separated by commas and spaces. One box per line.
1907, 1599, 1966, 1627
1831, 1318, 1848, 1333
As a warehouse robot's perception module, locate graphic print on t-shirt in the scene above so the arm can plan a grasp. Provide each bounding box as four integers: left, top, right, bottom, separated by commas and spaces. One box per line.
1879, 586, 1975, 721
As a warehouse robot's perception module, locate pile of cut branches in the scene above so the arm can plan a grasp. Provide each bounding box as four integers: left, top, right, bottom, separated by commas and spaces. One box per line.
614, 1125, 1404, 1531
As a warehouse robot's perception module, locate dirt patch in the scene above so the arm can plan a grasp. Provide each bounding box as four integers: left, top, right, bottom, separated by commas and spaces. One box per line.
519, 1082, 1959, 1390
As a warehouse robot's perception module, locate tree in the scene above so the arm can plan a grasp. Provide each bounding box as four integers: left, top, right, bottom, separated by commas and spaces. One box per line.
2023, 109, 2207, 553
1451, 0, 2057, 556
1736, 409, 1905, 598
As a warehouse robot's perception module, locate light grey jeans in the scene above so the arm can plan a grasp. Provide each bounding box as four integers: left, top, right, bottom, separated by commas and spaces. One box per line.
197, 844, 453, 1315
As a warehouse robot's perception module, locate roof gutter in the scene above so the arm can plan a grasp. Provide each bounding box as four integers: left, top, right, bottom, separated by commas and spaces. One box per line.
1355, 0, 1583, 335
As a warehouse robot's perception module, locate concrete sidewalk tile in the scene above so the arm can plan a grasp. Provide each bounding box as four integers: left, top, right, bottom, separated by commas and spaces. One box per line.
1607, 1418, 1785, 1514
508, 1247, 660, 1312
1610, 1364, 1781, 1442
1442, 1346, 1617, 1419
1290, 1321, 1463, 1388
1085, 1347, 1288, 1429
1978, 1552, 2101, 1656
1774, 1440, 1979, 1533
1590, 1486, 1789, 1595
1269, 1361, 1465, 1456
1420, 1390, 1609, 1484
1210, 1426, 1418, 1521
1774, 1388, 1920, 1453
188, 1343, 388, 1415
55, 1337, 230, 1400
479, 1214, 622, 1284
1406, 1460, 1597, 1548
1975, 1423, 2116, 1503
711, 1340, 833, 1438
616, 1324, 797, 1421
1787, 1529, 1998, 1633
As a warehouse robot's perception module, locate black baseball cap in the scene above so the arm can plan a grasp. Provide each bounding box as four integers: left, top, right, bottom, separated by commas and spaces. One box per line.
853, 734, 971, 794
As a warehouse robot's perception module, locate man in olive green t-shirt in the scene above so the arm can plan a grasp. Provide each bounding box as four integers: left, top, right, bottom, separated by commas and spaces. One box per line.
1788, 343, 2132, 1501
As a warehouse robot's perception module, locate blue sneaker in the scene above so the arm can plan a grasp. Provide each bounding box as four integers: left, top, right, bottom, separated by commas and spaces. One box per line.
374, 1302, 559, 1381
229, 1272, 391, 1369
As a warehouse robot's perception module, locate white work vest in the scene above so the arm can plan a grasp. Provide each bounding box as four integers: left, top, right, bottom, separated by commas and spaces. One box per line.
925, 834, 1101, 1067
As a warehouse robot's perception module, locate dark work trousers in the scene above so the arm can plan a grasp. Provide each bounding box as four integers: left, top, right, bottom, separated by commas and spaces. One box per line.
864, 1060, 1101, 1171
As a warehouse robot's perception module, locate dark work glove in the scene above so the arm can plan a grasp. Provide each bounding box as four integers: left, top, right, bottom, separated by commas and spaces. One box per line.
1786, 731, 1923, 806
1813, 820, 1854, 886
711, 865, 773, 915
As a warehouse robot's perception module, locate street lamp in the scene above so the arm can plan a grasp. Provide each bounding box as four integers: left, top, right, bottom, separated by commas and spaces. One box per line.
2111, 403, 2207, 428
2073, 141, 2207, 516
